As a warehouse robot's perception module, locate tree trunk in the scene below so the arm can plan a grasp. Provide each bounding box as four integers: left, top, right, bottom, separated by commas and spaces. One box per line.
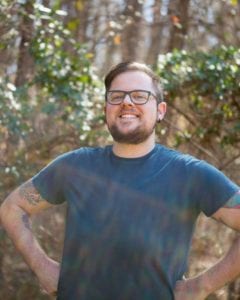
167, 0, 190, 51
162, 0, 190, 147
15, 1, 34, 87
76, 0, 90, 43
121, 0, 144, 61
146, 0, 163, 66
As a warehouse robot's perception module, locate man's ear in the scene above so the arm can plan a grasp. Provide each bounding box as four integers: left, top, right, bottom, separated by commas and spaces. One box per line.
157, 102, 167, 122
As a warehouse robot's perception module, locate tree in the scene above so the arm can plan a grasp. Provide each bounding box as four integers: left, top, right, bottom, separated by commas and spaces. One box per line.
146, 0, 164, 65
0, 0, 239, 298
120, 0, 144, 61
167, 0, 190, 51
15, 1, 34, 87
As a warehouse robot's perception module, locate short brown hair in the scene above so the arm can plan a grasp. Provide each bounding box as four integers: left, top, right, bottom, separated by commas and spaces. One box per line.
104, 61, 164, 102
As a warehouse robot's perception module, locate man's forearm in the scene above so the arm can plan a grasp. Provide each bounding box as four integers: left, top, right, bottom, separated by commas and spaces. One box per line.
197, 236, 240, 295
0, 182, 60, 294
0, 198, 52, 276
174, 236, 240, 300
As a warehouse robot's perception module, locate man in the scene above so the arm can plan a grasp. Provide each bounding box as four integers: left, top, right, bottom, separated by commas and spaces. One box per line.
0, 61, 240, 300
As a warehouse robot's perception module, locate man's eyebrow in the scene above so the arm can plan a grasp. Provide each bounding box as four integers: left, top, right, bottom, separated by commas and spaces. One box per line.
224, 191, 240, 208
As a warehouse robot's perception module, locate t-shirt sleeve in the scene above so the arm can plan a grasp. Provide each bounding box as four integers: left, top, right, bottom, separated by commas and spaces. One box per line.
32, 152, 73, 204
188, 159, 239, 217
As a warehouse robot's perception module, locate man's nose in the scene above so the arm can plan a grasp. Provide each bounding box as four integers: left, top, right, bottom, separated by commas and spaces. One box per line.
122, 94, 133, 105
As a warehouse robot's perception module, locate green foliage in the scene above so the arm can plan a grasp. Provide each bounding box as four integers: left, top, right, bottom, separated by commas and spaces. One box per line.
29, 3, 102, 130
0, 3, 105, 191
0, 79, 31, 134
156, 46, 240, 148
1, 1, 239, 185
0, 3, 239, 299
158, 46, 240, 100
0, 1, 18, 52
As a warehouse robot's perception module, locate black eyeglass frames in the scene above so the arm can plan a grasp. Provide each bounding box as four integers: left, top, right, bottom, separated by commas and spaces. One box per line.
105, 90, 158, 105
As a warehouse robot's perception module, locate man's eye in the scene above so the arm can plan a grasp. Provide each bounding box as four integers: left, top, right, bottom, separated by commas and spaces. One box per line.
132, 92, 147, 100
112, 95, 123, 100
112, 93, 124, 100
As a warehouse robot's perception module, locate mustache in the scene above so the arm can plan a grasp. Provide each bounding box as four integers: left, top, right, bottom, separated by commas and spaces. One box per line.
119, 108, 139, 114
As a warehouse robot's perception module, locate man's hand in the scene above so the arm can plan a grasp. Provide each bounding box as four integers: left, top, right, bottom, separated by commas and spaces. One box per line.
37, 258, 60, 296
0, 180, 60, 296
175, 192, 240, 300
174, 277, 209, 300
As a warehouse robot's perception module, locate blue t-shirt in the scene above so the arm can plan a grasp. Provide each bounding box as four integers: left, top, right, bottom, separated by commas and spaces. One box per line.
32, 144, 239, 300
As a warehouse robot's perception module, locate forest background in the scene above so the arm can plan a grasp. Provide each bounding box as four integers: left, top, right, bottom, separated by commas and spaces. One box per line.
0, 0, 240, 299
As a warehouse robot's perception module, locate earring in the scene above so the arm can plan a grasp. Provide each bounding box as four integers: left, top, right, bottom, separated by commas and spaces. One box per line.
157, 117, 161, 123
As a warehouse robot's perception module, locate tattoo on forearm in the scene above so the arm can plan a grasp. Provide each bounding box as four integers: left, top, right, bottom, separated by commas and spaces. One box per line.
22, 213, 31, 230
19, 180, 44, 206
224, 191, 240, 209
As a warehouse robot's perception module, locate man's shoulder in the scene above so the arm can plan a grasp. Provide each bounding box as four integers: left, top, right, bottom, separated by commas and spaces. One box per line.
156, 144, 199, 164
55, 146, 110, 166
59, 145, 109, 158
71, 145, 110, 158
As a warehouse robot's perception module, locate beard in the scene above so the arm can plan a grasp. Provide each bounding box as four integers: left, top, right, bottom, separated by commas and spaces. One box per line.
107, 120, 157, 145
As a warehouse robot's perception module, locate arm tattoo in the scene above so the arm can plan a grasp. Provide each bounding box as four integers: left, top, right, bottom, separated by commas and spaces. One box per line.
224, 191, 240, 209
19, 180, 44, 206
21, 213, 31, 230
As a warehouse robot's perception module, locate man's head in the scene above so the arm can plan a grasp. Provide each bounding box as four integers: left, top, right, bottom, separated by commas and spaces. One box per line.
105, 61, 164, 103
104, 62, 166, 145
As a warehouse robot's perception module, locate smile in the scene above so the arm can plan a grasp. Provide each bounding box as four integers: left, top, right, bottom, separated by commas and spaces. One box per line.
119, 114, 139, 119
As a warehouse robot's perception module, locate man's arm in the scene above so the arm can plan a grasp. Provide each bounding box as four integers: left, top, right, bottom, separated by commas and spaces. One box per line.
174, 190, 240, 300
0, 179, 60, 295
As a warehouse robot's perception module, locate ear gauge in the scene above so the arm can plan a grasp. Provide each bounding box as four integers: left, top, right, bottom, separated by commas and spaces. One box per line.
157, 113, 165, 122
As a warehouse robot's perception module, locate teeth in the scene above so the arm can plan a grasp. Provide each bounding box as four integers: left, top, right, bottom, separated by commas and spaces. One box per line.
120, 114, 137, 118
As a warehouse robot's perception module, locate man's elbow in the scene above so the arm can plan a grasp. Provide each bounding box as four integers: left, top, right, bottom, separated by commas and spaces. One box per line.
0, 202, 3, 224
0, 195, 9, 219
0, 195, 21, 228
0, 198, 11, 226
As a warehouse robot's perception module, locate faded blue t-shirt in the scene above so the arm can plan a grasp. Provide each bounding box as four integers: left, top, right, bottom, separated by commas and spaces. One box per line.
32, 144, 239, 300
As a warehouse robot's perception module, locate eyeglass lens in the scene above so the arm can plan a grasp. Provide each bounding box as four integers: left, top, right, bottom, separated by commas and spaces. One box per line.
107, 90, 150, 104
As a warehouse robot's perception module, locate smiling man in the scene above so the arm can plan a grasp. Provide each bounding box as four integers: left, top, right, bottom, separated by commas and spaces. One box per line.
105, 72, 165, 142
105, 67, 166, 154
0, 62, 240, 300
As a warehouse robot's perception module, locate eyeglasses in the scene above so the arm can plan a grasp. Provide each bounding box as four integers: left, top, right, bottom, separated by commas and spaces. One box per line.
105, 90, 157, 105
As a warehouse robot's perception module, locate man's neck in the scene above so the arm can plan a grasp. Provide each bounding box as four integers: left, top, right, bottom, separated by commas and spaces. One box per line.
112, 136, 156, 158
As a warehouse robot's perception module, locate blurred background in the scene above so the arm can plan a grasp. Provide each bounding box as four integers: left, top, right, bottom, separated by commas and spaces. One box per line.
0, 0, 240, 299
